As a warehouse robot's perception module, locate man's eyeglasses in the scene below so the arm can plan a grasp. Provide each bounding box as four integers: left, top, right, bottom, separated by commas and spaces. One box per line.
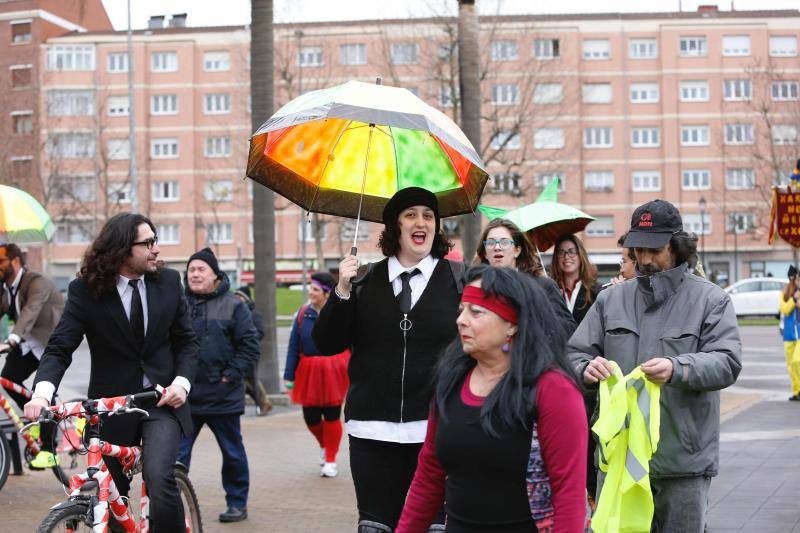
483, 238, 515, 250
556, 249, 578, 258
132, 237, 158, 250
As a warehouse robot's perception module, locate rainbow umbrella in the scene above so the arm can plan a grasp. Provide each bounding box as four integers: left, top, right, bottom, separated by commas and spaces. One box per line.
246, 79, 488, 250
0, 185, 55, 243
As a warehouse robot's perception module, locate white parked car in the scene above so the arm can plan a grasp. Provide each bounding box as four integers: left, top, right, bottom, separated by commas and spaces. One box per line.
725, 277, 788, 318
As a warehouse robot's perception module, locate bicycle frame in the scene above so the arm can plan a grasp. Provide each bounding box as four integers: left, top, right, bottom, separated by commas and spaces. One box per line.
0, 376, 40, 455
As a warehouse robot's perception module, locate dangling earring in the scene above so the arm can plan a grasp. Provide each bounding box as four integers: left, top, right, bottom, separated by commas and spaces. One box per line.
502, 336, 512, 353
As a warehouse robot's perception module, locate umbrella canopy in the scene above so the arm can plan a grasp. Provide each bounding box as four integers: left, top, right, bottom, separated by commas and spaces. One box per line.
0, 185, 55, 244
246, 80, 488, 224
478, 178, 595, 252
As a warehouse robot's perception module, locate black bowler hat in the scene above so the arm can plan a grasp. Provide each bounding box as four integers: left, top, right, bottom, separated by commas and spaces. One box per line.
381, 187, 440, 232
623, 200, 683, 249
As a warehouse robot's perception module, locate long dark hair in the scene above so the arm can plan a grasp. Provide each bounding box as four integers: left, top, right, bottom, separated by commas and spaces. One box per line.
434, 264, 576, 437
550, 234, 598, 307
670, 231, 698, 268
377, 220, 453, 258
473, 218, 543, 276
80, 213, 156, 299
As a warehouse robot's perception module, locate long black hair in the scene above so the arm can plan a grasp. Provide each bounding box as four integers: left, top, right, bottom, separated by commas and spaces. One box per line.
434, 264, 577, 437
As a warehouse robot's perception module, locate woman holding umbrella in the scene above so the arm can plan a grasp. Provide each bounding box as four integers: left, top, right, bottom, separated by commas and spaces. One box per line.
313, 187, 463, 533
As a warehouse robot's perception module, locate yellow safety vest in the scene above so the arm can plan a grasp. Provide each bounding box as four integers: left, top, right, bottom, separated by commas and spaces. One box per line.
591, 361, 661, 533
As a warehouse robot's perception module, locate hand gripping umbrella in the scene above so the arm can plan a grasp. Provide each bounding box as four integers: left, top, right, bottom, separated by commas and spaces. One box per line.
246, 79, 488, 254
0, 185, 55, 244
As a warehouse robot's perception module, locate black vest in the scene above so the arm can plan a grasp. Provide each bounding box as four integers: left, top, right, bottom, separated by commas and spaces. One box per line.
345, 259, 460, 423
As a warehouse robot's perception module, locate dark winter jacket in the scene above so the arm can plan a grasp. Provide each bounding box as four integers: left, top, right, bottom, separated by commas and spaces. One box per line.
185, 273, 260, 415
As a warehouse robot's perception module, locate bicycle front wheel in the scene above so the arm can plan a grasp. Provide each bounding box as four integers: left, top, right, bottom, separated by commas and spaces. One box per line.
0, 429, 10, 491
36, 502, 91, 532
175, 467, 203, 533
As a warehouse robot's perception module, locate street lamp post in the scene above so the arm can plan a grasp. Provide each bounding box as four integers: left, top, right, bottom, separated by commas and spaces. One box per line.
295, 29, 307, 301
699, 196, 707, 267
732, 214, 742, 283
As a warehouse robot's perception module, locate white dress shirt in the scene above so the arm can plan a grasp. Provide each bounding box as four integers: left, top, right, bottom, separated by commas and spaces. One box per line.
6, 268, 46, 359
345, 254, 438, 444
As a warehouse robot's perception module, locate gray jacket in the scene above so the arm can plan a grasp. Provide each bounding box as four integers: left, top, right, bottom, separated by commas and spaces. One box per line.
567, 263, 742, 478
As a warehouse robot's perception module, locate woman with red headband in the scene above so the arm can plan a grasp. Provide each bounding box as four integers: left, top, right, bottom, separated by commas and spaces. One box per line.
397, 265, 588, 532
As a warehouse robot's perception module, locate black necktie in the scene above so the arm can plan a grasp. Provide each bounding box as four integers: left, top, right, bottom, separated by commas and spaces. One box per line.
397, 269, 420, 315
128, 279, 144, 347
6, 286, 17, 322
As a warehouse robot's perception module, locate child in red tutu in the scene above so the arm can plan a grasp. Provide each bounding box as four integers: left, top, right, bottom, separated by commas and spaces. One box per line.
284, 272, 349, 477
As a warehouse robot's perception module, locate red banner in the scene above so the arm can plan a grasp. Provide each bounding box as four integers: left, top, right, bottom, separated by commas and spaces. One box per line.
769, 186, 800, 247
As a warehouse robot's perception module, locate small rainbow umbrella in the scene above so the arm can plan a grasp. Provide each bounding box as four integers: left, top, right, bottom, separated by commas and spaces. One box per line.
0, 185, 55, 243
246, 79, 488, 251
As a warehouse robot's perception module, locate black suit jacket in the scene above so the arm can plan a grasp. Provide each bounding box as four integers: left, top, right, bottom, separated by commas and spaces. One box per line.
34, 268, 199, 433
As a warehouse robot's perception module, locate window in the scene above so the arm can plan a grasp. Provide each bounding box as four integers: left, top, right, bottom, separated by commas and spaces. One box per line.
46, 45, 95, 71
629, 38, 657, 59
340, 220, 370, 242
151, 52, 178, 72
773, 125, 798, 145
582, 39, 611, 60
298, 46, 324, 67
491, 84, 519, 105
722, 35, 751, 56
11, 20, 31, 44
203, 51, 230, 71
10, 157, 32, 180
107, 139, 130, 160
583, 127, 613, 148
490, 130, 520, 150
535, 173, 564, 192
534, 39, 559, 59
680, 80, 709, 102
52, 176, 95, 201
586, 216, 615, 237
632, 170, 661, 192
339, 44, 366, 65
770, 36, 798, 57
534, 128, 564, 149
47, 90, 95, 116
298, 220, 327, 242
54, 221, 93, 244
204, 180, 233, 202
107, 182, 131, 204
204, 136, 232, 157
490, 40, 518, 61
390, 43, 418, 65
582, 83, 612, 104
204, 93, 231, 114
682, 169, 711, 190
107, 96, 130, 116
771, 81, 799, 101
48, 134, 96, 158
725, 168, 755, 190
727, 213, 755, 234
207, 223, 233, 244
151, 94, 178, 115
723, 79, 751, 101
440, 85, 458, 107
12, 112, 32, 134
156, 224, 180, 245
681, 125, 710, 146
682, 213, 711, 235
631, 127, 660, 147
488, 173, 521, 195
533, 83, 562, 104
679, 36, 707, 57
630, 82, 659, 103
584, 171, 614, 192
152, 181, 180, 202
150, 138, 179, 159
107, 53, 129, 73
725, 123, 754, 145
10, 65, 32, 88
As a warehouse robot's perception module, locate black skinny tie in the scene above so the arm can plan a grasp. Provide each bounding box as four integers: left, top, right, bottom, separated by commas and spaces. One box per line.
6, 286, 17, 322
397, 269, 420, 315
129, 279, 145, 347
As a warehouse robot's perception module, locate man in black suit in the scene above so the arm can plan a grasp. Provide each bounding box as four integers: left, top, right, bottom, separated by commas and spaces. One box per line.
25, 213, 198, 533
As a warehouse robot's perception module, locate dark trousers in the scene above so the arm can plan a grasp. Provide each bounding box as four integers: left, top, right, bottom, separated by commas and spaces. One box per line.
349, 435, 445, 530
1, 347, 54, 453
101, 406, 185, 533
178, 413, 249, 509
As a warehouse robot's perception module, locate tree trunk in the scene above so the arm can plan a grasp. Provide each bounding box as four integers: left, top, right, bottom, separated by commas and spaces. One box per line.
457, 0, 482, 258
250, 0, 280, 394
312, 213, 326, 271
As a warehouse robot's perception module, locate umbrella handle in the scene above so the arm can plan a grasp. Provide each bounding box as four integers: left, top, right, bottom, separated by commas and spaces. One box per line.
351, 246, 358, 256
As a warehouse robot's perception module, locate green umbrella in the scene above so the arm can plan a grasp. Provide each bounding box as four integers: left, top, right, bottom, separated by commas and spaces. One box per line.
478, 177, 595, 252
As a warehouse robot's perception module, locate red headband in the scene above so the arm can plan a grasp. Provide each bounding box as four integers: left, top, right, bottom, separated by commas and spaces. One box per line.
461, 285, 518, 324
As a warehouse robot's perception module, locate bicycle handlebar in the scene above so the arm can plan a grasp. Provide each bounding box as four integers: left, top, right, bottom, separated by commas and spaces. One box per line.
43, 384, 166, 422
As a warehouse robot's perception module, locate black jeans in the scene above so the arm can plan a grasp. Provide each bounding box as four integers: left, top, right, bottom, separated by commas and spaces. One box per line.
101, 406, 185, 533
1, 347, 54, 453
349, 435, 444, 530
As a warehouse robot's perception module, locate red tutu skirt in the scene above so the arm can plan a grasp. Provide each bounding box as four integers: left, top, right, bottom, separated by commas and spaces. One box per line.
290, 350, 350, 407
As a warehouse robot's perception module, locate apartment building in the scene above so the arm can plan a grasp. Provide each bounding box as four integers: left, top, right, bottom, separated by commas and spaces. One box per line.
40, 7, 800, 287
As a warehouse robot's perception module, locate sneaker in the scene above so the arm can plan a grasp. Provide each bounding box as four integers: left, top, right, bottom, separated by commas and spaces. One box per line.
790, 395, 800, 402
320, 462, 338, 477
30, 451, 57, 469
219, 506, 247, 523
319, 448, 325, 466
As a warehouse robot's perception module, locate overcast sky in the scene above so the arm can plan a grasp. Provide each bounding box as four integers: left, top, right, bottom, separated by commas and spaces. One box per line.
101, 0, 800, 30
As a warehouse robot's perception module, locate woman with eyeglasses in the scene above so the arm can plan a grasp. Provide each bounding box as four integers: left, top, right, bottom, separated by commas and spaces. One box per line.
474, 219, 576, 336
549, 234, 599, 326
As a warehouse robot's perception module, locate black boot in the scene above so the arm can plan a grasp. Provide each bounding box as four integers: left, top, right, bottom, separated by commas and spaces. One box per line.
357, 520, 392, 532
